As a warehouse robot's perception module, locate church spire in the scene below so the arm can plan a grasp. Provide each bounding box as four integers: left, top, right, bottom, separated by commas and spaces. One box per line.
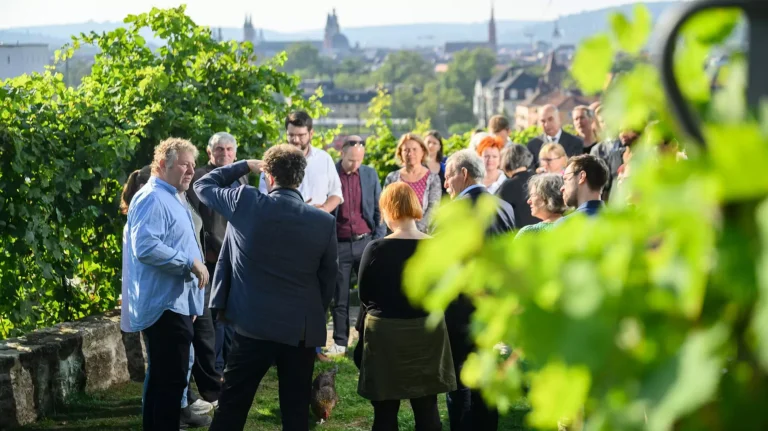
488, 1, 497, 51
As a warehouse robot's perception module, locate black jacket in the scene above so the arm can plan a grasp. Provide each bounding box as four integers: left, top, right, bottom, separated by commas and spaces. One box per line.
526, 130, 584, 167
496, 169, 539, 229
187, 163, 248, 262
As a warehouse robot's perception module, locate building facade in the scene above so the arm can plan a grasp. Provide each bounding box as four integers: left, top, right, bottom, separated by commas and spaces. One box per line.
473, 65, 539, 127
0, 43, 49, 80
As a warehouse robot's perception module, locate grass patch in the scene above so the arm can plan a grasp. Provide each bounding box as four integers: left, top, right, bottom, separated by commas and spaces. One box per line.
20, 353, 529, 430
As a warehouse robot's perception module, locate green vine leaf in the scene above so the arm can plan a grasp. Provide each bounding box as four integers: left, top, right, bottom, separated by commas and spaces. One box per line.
572, 34, 615, 95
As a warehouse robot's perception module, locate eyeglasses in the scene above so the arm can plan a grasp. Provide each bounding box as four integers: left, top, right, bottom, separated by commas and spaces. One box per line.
562, 170, 582, 181
344, 140, 365, 147
540, 155, 564, 164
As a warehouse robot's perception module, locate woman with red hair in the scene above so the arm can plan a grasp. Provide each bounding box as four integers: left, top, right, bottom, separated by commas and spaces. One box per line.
476, 135, 507, 194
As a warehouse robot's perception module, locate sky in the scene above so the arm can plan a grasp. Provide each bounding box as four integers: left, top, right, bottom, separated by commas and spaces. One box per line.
0, 0, 668, 32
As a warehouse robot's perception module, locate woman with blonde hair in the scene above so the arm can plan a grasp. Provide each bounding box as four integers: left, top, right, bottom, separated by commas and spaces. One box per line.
537, 142, 568, 174
356, 182, 456, 431
475, 135, 507, 194
383, 133, 442, 233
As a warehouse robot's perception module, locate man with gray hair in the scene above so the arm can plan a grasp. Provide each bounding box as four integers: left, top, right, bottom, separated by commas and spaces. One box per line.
526, 104, 583, 166
442, 149, 515, 431
186, 131, 247, 412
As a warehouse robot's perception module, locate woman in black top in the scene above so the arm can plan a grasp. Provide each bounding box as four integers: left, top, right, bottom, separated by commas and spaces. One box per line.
356, 182, 456, 431
496, 144, 539, 228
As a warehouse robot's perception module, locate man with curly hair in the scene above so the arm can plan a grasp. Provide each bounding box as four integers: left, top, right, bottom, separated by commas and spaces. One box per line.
194, 144, 338, 431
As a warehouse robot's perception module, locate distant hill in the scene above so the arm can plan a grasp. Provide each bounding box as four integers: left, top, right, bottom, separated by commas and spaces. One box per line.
1, 1, 680, 50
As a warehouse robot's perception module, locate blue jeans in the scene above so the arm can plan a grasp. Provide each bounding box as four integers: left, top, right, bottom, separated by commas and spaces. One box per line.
181, 344, 194, 408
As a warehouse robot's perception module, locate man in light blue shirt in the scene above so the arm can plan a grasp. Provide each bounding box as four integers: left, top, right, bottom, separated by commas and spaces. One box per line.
121, 138, 209, 431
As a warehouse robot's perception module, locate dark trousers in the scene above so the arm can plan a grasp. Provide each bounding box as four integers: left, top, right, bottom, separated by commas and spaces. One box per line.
371, 395, 442, 431
446, 329, 498, 431
213, 310, 235, 374
142, 310, 194, 431
210, 333, 316, 431
332, 236, 370, 346
209, 261, 234, 375
189, 283, 222, 401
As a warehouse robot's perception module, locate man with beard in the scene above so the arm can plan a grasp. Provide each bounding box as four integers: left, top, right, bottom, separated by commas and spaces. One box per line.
560, 154, 610, 218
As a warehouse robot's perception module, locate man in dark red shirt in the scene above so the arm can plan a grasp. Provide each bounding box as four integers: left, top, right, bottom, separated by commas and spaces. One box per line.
327, 136, 385, 356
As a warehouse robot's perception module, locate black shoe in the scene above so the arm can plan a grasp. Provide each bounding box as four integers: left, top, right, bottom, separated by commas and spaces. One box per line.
180, 406, 212, 429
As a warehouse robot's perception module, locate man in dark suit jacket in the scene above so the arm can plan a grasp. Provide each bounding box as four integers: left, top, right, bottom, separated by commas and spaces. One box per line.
526, 104, 584, 167
442, 149, 516, 431
193, 144, 338, 431
325, 136, 386, 357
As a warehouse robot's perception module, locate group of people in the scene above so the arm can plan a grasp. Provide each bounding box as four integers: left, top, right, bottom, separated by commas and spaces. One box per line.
119, 100, 651, 430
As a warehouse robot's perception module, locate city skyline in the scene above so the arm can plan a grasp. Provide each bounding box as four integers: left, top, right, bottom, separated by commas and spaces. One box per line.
1, 0, 673, 32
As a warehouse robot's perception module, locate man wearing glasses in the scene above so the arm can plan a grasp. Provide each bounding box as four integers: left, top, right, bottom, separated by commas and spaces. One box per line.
560, 154, 610, 217
326, 136, 386, 356
258, 111, 343, 214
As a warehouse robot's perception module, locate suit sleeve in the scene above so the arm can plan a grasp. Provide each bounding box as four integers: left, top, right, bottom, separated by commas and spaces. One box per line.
526, 138, 542, 168
372, 171, 386, 239
318, 221, 338, 311
193, 160, 250, 221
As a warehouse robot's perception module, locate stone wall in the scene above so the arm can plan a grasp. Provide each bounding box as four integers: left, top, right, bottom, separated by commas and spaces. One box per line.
0, 310, 145, 429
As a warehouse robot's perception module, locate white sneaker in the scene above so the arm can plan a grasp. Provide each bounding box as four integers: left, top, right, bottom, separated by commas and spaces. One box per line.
325, 344, 347, 356
189, 398, 213, 415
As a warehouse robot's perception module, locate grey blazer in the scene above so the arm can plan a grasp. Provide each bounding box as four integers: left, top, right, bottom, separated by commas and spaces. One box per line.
383, 169, 442, 233
194, 161, 338, 348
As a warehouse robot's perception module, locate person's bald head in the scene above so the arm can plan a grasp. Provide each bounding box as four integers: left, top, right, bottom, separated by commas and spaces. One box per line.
341, 135, 365, 174
538, 104, 561, 137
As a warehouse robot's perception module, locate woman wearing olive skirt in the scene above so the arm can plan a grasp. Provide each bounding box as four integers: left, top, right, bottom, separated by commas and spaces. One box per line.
356, 182, 456, 431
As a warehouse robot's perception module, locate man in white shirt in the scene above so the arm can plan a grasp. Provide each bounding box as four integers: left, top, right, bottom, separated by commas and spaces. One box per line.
258, 111, 342, 213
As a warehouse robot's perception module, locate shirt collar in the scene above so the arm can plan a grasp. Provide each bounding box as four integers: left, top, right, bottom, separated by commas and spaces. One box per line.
150, 176, 179, 196
458, 183, 485, 199
548, 129, 563, 142
577, 200, 604, 211
336, 161, 359, 176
